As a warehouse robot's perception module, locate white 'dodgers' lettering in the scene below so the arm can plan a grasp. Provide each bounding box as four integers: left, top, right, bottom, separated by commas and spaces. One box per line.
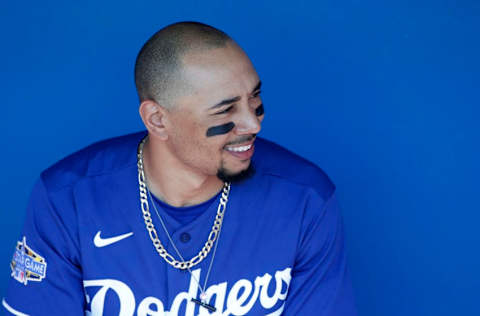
83, 267, 292, 316
84, 279, 135, 316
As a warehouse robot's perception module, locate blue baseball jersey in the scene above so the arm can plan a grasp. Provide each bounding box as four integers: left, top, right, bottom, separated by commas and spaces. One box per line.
3, 131, 357, 315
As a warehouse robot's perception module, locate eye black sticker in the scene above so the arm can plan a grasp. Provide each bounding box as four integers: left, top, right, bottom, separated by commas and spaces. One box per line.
255, 104, 264, 116
206, 122, 235, 137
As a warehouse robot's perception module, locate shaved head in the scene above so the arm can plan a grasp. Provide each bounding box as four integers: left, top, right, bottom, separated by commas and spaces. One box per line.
134, 21, 233, 108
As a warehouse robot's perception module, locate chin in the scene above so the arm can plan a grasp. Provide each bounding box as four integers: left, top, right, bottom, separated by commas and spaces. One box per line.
216, 163, 255, 183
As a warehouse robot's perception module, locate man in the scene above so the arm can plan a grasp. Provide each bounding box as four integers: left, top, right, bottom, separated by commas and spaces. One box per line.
3, 22, 357, 315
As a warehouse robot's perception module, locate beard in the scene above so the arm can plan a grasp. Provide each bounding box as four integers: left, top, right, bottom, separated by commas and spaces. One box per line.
216, 162, 255, 183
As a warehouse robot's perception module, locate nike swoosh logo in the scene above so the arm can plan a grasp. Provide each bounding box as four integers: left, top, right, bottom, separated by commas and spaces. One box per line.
93, 231, 134, 248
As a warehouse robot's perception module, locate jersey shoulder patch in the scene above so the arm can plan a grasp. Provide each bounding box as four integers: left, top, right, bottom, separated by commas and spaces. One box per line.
10, 237, 47, 285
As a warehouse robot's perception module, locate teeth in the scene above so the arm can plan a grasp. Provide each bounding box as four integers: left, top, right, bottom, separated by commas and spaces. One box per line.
226, 144, 252, 152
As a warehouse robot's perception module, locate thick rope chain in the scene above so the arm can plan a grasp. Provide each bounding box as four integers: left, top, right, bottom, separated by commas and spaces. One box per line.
137, 137, 230, 270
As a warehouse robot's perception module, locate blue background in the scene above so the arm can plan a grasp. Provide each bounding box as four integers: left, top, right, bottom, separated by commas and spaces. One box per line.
1, 1, 479, 315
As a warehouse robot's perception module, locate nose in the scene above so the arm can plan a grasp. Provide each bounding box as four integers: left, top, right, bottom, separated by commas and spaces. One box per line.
234, 104, 262, 135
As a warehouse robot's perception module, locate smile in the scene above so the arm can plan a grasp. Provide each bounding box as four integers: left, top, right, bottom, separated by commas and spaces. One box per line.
225, 144, 252, 152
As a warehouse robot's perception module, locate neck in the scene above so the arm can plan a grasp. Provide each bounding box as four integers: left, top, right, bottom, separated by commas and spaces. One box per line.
142, 135, 224, 207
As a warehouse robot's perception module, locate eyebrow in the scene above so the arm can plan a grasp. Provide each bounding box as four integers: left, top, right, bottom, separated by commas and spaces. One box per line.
208, 80, 262, 110
252, 81, 262, 93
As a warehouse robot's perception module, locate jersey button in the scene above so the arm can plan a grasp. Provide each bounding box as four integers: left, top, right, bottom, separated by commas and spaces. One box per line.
180, 232, 191, 243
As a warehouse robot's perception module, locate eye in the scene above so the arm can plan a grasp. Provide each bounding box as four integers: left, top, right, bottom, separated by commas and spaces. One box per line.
215, 106, 234, 115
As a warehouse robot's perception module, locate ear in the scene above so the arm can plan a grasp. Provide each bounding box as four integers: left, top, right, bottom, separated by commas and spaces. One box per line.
139, 100, 169, 141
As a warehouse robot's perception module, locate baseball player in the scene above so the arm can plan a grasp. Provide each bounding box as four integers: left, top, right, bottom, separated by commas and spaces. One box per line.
3, 22, 357, 315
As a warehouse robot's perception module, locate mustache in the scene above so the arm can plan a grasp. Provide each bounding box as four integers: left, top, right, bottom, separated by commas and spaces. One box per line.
224, 134, 256, 146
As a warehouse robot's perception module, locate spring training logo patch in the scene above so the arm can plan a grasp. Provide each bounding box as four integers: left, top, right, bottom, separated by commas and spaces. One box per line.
10, 236, 47, 285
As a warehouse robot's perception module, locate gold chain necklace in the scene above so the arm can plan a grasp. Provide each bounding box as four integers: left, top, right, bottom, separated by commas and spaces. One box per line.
137, 136, 231, 270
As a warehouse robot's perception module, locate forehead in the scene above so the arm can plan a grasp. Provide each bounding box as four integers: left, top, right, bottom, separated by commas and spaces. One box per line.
177, 43, 260, 108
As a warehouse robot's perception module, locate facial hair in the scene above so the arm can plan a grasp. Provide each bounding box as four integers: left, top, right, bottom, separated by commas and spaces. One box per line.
216, 163, 255, 183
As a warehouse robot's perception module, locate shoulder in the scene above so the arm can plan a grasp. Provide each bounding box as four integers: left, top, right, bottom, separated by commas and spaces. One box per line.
253, 137, 336, 201
40, 130, 147, 193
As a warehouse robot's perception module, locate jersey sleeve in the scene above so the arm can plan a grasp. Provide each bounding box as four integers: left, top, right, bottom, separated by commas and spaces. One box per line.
283, 191, 358, 315
3, 176, 86, 315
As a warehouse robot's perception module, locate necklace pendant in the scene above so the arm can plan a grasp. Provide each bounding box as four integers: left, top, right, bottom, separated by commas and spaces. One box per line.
191, 298, 216, 312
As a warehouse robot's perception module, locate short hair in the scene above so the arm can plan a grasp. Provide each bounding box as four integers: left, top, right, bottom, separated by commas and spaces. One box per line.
134, 21, 232, 108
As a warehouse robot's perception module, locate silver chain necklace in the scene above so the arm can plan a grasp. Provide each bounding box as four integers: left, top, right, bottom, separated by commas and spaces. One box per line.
137, 135, 231, 311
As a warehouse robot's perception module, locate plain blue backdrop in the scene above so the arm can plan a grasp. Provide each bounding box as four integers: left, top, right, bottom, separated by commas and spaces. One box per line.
1, 1, 479, 315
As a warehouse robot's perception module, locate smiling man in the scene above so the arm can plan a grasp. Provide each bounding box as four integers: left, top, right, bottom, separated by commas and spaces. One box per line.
3, 22, 357, 315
